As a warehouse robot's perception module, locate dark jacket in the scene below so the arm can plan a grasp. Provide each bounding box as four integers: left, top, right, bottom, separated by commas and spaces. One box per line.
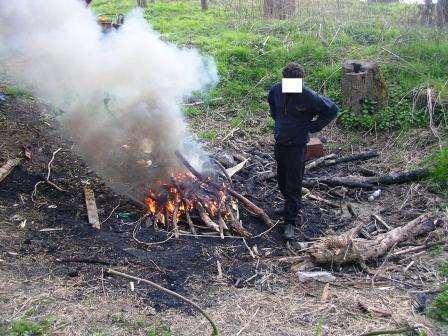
268, 83, 339, 146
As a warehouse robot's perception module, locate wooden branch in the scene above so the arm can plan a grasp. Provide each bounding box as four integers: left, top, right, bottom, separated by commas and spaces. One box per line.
196, 203, 220, 232
372, 214, 392, 231
302, 188, 340, 208
185, 212, 197, 236
227, 202, 252, 238
84, 185, 100, 229
106, 269, 219, 336
217, 212, 227, 239
305, 154, 336, 171
306, 151, 378, 171
309, 213, 438, 265
0, 158, 23, 183
172, 204, 180, 239
227, 189, 273, 228
303, 177, 375, 189
303, 168, 429, 190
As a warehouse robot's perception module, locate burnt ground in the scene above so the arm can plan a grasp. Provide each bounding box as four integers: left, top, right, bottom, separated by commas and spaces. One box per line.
0, 92, 447, 335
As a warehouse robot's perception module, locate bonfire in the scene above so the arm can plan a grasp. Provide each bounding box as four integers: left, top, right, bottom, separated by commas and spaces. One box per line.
141, 151, 266, 238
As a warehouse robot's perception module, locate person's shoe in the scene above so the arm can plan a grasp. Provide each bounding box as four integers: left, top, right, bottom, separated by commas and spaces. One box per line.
281, 224, 296, 240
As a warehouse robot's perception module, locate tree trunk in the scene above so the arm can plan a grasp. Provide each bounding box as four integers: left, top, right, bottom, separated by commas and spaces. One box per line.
437, 0, 448, 26
201, 0, 209, 11
341, 60, 388, 114
263, 0, 297, 19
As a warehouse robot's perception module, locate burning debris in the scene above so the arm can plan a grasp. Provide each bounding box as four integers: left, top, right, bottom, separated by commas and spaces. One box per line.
143, 158, 254, 239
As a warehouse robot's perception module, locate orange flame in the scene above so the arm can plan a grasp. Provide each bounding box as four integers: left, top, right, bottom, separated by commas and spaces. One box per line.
144, 172, 227, 227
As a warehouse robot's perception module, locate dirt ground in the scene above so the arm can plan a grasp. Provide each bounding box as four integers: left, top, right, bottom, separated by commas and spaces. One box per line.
0, 93, 447, 336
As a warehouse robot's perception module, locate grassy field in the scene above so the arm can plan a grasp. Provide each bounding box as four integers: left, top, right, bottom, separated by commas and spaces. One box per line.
90, 0, 448, 190
92, 0, 448, 132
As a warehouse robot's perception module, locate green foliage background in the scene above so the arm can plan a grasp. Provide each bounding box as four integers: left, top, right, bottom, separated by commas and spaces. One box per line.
92, 0, 448, 131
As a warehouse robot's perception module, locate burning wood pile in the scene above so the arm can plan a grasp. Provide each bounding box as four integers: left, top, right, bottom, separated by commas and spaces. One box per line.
141, 151, 271, 239
144, 171, 248, 238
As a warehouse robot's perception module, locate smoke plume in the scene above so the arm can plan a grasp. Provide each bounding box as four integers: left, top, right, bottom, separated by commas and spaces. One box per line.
0, 0, 218, 201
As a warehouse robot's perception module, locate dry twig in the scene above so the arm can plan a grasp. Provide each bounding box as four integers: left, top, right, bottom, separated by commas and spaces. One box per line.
106, 269, 219, 336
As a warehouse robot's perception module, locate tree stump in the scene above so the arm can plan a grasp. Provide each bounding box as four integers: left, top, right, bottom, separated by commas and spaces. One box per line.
263, 0, 297, 19
341, 60, 388, 114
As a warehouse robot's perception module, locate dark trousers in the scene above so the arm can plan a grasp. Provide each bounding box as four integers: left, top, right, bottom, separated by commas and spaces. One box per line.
274, 144, 306, 226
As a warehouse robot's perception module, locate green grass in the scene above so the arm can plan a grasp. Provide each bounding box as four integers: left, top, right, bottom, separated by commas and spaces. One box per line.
429, 286, 448, 324
90, 0, 448, 131
3, 86, 32, 98
0, 318, 55, 336
428, 146, 448, 195
441, 263, 448, 277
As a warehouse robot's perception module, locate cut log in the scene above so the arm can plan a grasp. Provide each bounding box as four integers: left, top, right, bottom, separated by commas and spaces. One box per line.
341, 60, 388, 113
0, 158, 22, 183
308, 213, 439, 265
84, 185, 100, 229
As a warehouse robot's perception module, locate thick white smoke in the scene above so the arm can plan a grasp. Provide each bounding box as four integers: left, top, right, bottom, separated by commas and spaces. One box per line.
0, 0, 218, 201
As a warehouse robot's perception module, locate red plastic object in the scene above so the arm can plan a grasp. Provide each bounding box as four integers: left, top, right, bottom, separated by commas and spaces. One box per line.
306, 137, 324, 160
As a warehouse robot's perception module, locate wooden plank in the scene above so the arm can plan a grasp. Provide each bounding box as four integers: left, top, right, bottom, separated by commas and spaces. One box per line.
84, 185, 100, 229
0, 158, 22, 183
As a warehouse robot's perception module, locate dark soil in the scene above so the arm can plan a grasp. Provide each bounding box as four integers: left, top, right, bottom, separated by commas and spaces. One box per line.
0, 94, 349, 310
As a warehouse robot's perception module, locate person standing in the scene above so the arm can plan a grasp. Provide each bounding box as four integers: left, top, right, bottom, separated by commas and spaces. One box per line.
268, 63, 339, 240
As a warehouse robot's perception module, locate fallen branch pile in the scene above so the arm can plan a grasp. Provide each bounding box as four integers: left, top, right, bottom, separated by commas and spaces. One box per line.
308, 213, 440, 265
